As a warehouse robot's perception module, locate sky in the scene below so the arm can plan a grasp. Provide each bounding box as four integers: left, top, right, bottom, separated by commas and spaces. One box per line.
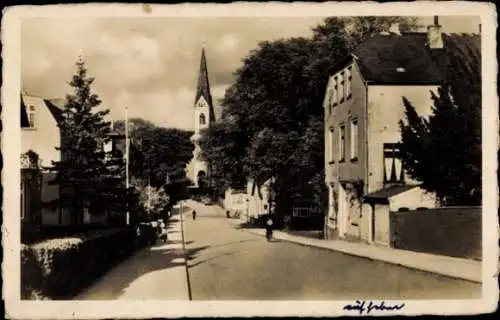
21, 15, 480, 131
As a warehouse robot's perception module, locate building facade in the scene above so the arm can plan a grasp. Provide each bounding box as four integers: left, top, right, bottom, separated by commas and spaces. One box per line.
324, 18, 480, 245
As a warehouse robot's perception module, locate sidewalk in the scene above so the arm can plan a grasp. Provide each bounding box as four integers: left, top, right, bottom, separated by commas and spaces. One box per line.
228, 220, 482, 283
75, 214, 190, 300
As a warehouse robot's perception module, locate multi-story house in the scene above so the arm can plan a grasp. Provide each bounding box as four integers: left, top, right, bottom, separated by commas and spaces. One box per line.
21, 93, 70, 225
323, 18, 480, 245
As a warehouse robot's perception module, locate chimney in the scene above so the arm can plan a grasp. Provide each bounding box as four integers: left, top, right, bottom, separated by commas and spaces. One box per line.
389, 23, 401, 35
427, 15, 443, 49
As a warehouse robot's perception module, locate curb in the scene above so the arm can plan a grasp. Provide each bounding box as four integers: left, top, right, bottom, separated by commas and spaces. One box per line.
238, 226, 481, 284
179, 211, 193, 300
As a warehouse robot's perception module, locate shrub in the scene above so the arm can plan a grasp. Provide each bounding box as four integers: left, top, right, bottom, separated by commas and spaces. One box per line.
21, 228, 136, 300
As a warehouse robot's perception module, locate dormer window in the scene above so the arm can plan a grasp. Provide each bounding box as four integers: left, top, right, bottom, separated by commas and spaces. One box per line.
199, 113, 206, 125
28, 105, 36, 128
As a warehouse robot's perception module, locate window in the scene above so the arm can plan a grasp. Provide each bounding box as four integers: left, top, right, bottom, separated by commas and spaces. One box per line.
332, 80, 338, 109
339, 124, 345, 162
326, 87, 333, 111
328, 128, 334, 163
338, 72, 344, 102
383, 143, 404, 183
28, 105, 36, 128
350, 119, 358, 160
345, 67, 352, 98
199, 113, 206, 125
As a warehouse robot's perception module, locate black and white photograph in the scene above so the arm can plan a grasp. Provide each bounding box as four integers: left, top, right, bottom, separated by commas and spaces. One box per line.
2, 2, 498, 318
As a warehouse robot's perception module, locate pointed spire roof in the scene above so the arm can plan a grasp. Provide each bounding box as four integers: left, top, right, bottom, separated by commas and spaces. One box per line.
194, 45, 216, 122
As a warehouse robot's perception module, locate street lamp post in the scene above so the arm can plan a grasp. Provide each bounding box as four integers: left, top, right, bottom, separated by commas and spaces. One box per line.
125, 106, 130, 226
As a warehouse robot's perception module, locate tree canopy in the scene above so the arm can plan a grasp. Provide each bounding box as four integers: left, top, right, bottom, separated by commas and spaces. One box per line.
114, 118, 195, 206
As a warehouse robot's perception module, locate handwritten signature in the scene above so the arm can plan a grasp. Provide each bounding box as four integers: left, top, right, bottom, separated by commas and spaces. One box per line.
343, 300, 405, 314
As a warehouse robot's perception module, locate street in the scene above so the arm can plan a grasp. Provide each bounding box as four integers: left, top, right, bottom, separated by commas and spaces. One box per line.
184, 201, 480, 300
76, 200, 480, 300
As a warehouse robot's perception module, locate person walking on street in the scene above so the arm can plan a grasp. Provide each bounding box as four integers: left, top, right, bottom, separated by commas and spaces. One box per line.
159, 220, 168, 242
265, 214, 273, 241
192, 210, 197, 220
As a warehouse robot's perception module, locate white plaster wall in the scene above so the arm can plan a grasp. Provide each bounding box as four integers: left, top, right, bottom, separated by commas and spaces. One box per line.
224, 189, 246, 212
360, 203, 372, 242
346, 197, 362, 239
326, 184, 336, 229
367, 85, 437, 193
373, 203, 391, 246
336, 183, 347, 237
389, 187, 437, 212
245, 180, 270, 218
21, 96, 60, 168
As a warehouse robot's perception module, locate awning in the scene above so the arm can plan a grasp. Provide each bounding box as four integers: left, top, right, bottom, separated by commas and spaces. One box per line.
364, 185, 418, 204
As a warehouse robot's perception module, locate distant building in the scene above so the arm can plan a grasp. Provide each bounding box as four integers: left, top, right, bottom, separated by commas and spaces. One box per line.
323, 17, 480, 245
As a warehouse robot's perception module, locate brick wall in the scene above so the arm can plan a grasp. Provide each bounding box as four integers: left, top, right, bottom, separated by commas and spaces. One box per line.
390, 207, 481, 260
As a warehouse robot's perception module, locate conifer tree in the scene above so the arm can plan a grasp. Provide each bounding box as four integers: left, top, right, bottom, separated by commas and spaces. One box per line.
48, 57, 124, 224
399, 37, 481, 206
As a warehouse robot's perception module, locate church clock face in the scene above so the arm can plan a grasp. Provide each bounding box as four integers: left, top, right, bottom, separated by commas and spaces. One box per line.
196, 96, 209, 109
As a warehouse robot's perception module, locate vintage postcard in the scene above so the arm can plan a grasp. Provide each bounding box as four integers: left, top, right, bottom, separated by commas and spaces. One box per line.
2, 2, 498, 319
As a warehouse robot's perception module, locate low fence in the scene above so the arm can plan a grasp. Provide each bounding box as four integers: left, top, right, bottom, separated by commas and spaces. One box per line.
390, 207, 482, 260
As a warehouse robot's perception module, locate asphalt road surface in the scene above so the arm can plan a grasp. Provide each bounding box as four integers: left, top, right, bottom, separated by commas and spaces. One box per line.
183, 201, 481, 300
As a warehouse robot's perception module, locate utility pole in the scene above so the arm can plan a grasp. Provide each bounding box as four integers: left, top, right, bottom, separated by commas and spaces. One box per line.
125, 106, 130, 226
147, 158, 151, 218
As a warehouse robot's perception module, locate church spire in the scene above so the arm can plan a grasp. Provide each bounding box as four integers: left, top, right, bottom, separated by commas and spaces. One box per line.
194, 44, 216, 122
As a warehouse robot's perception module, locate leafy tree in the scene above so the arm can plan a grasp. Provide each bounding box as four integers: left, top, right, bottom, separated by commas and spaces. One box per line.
48, 57, 124, 224
114, 118, 195, 206
399, 36, 481, 206
137, 184, 169, 219
312, 16, 421, 50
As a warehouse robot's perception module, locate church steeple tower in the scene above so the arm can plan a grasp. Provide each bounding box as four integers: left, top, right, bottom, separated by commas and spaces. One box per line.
188, 43, 216, 188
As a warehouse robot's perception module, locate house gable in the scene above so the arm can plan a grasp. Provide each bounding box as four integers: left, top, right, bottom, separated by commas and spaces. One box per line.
21, 94, 62, 168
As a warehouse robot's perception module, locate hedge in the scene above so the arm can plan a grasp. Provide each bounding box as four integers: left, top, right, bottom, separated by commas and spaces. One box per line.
21, 225, 157, 300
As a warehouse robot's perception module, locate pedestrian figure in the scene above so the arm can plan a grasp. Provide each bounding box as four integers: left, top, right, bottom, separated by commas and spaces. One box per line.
159, 220, 168, 242
265, 215, 273, 241
192, 210, 197, 220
